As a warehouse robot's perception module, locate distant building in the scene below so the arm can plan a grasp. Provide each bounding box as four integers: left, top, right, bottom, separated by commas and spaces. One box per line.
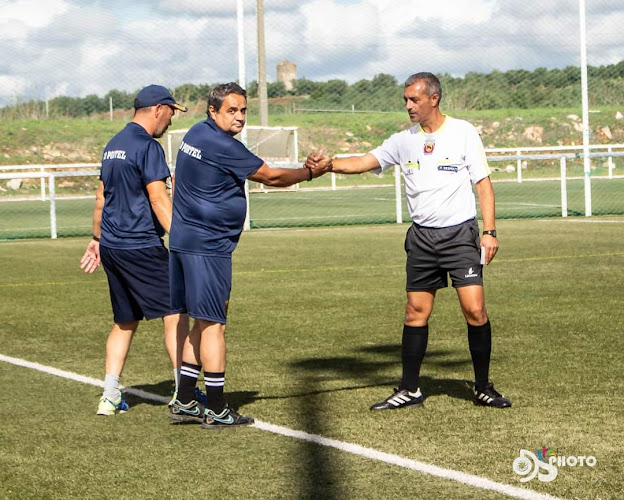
277, 60, 297, 91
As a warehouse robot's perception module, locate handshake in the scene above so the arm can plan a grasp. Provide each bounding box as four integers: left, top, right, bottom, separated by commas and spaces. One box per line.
304, 152, 333, 179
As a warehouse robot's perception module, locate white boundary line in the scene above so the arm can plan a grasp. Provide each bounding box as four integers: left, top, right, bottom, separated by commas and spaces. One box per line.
0, 353, 564, 500
537, 219, 624, 224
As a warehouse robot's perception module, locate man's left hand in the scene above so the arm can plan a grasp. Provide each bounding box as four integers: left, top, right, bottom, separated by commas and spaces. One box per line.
481, 235, 499, 265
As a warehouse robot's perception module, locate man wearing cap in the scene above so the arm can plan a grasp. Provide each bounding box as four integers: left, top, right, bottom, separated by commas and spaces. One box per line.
81, 84, 191, 416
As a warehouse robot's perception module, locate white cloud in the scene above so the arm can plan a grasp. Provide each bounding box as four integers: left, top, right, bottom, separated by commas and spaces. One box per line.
377, 0, 496, 28
156, 0, 300, 16
0, 0, 69, 41
1, 0, 69, 28
0, 75, 29, 102
1, 0, 623, 107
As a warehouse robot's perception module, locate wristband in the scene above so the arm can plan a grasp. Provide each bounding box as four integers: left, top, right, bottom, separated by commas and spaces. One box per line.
92, 234, 100, 242
304, 166, 313, 181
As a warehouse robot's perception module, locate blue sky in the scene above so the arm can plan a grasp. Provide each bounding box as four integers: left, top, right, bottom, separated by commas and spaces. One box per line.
1, 0, 623, 106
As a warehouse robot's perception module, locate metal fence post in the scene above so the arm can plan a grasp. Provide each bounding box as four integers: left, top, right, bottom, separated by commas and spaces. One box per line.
560, 156, 568, 218
48, 174, 57, 239
608, 146, 613, 179
394, 165, 402, 223
243, 180, 251, 231
40, 166, 46, 200
517, 149, 522, 183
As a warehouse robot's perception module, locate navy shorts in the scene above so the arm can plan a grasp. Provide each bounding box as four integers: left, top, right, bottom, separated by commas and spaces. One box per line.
405, 218, 483, 290
169, 251, 231, 324
100, 245, 172, 323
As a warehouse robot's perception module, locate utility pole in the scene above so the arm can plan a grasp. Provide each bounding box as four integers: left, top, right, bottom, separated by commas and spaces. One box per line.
257, 0, 269, 126
578, 0, 592, 216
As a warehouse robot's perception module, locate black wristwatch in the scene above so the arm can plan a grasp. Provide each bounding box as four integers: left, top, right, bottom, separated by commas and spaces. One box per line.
482, 230, 497, 238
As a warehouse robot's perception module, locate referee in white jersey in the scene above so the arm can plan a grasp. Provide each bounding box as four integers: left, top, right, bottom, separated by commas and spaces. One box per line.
307, 72, 511, 410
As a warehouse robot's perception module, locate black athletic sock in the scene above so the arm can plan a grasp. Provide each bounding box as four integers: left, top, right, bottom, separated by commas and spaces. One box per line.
178, 362, 201, 404
204, 371, 226, 413
468, 320, 492, 391
399, 325, 428, 393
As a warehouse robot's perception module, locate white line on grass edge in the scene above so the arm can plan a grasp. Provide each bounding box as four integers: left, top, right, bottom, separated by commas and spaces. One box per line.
0, 353, 564, 500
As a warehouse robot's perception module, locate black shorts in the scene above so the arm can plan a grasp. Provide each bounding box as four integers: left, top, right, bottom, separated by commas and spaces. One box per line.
405, 218, 483, 291
169, 251, 232, 324
100, 245, 172, 323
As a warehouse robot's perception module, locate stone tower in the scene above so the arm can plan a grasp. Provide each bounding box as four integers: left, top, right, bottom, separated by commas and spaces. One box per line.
277, 60, 297, 91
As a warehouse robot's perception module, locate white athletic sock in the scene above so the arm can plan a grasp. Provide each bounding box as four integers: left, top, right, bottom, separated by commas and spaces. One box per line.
103, 374, 121, 400
173, 368, 181, 392
408, 388, 422, 398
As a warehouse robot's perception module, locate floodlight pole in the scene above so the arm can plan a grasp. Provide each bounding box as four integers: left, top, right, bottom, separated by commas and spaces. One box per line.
257, 0, 269, 127
238, 0, 252, 231
579, 0, 592, 216
237, 0, 247, 145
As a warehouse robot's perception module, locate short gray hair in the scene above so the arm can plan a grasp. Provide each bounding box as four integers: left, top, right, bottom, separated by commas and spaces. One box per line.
404, 72, 442, 104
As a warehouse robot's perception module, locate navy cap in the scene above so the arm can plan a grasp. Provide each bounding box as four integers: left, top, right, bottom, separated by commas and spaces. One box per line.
134, 84, 188, 112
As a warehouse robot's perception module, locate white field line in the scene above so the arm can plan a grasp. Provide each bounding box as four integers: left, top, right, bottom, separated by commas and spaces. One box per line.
538, 219, 624, 224
0, 353, 564, 500
0, 224, 91, 233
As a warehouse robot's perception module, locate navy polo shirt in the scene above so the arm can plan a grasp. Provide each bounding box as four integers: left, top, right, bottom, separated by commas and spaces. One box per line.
170, 118, 264, 255
99, 122, 171, 249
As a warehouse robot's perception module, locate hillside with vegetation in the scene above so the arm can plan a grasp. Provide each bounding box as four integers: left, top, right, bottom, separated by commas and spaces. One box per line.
1, 64, 623, 197
2, 62, 624, 120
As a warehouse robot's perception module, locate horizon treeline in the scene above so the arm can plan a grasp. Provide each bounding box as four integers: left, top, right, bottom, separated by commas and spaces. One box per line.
2, 61, 624, 120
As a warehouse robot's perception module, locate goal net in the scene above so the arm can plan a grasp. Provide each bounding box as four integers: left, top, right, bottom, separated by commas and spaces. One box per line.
165, 125, 299, 192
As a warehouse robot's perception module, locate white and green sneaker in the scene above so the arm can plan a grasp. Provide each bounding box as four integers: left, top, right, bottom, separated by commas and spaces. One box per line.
168, 388, 207, 408
96, 395, 129, 416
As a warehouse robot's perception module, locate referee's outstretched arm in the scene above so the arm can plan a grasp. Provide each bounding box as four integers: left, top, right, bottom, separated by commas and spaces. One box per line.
306, 152, 380, 175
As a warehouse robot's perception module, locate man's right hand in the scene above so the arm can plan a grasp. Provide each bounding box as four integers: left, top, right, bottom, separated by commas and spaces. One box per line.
80, 240, 100, 274
305, 152, 333, 178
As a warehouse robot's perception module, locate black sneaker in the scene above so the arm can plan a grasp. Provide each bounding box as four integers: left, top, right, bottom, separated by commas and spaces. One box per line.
370, 388, 424, 411
473, 382, 512, 408
201, 404, 254, 430
169, 399, 205, 423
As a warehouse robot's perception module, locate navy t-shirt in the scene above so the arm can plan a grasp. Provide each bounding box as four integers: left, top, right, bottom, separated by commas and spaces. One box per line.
169, 118, 264, 255
99, 122, 171, 249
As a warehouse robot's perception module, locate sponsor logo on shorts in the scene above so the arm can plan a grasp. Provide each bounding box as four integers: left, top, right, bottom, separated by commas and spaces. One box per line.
464, 267, 478, 278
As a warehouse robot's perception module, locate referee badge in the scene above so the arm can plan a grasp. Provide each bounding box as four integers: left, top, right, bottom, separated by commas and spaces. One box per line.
423, 137, 435, 155
405, 160, 420, 170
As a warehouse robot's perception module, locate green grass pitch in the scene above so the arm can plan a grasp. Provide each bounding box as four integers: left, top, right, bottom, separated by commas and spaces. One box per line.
1, 219, 623, 499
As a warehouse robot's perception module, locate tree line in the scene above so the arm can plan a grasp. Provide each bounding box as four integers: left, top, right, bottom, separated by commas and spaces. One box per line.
2, 61, 624, 119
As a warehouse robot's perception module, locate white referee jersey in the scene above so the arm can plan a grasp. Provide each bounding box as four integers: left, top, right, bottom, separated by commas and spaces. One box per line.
370, 116, 491, 228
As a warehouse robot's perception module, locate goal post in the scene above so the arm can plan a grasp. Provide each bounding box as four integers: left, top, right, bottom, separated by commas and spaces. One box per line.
165, 125, 299, 173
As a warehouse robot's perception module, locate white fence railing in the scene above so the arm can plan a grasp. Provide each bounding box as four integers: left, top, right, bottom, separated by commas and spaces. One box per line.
1, 148, 624, 239
0, 163, 101, 201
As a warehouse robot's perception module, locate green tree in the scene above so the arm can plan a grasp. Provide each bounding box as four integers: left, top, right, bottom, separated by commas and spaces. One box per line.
83, 94, 107, 116
371, 73, 398, 89
267, 81, 287, 98
247, 80, 259, 97
104, 89, 134, 110
294, 78, 318, 96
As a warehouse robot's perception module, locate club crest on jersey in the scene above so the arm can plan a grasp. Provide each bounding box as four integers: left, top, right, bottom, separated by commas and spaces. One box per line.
423, 138, 435, 155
